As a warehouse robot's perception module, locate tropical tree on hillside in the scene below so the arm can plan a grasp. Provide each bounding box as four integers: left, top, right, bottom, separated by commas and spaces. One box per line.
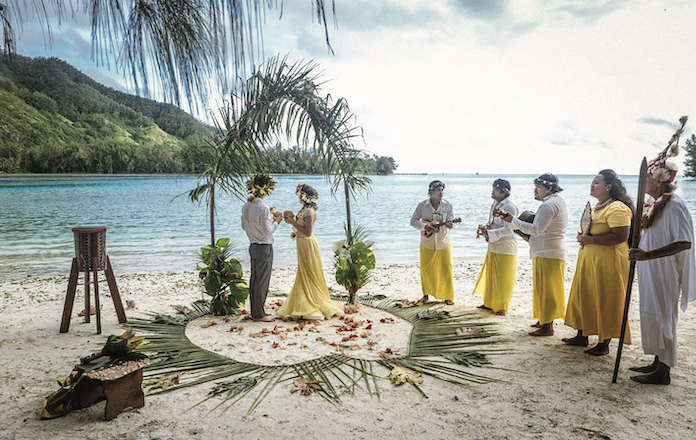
0, 0, 336, 109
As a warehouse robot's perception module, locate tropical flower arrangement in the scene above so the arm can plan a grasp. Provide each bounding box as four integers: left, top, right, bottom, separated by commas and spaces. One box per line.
198, 238, 249, 316
246, 173, 276, 202
334, 225, 376, 304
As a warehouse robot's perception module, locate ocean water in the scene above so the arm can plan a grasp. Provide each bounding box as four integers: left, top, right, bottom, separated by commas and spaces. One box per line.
2, 173, 695, 279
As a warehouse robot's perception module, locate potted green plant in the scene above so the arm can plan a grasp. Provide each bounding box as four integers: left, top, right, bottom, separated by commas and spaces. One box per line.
198, 238, 249, 315
334, 225, 376, 304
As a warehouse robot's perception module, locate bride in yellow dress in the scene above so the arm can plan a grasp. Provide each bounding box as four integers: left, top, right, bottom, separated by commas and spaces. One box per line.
276, 184, 343, 320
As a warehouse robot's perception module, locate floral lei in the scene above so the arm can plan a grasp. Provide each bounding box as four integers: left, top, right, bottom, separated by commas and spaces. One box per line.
246, 174, 276, 202
641, 192, 673, 230
290, 210, 302, 240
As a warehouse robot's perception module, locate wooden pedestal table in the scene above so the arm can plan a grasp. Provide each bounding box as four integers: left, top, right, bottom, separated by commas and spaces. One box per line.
74, 357, 148, 421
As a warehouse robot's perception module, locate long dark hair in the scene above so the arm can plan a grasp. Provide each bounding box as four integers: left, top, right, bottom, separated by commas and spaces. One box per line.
598, 169, 634, 212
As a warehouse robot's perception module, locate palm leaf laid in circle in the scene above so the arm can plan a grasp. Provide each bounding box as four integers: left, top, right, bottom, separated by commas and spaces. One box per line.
128, 297, 508, 415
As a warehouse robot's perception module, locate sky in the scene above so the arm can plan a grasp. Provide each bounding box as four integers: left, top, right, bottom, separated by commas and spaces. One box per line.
12, 0, 696, 175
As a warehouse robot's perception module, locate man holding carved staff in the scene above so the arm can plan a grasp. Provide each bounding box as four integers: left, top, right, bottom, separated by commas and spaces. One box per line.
410, 180, 456, 305
628, 116, 696, 385
500, 173, 568, 336
473, 179, 519, 315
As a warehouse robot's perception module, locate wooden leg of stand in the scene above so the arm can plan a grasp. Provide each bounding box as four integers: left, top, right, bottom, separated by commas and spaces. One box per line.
60, 259, 79, 333
93, 258, 102, 334
105, 256, 127, 323
84, 269, 91, 323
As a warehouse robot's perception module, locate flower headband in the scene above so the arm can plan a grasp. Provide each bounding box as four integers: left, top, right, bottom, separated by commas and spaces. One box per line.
428, 180, 445, 195
647, 116, 688, 183
534, 175, 563, 192
246, 174, 276, 201
296, 184, 318, 204
493, 179, 510, 193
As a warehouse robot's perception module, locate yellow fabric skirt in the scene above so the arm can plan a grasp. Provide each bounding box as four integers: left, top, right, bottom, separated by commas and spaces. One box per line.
419, 244, 454, 301
473, 252, 517, 313
564, 243, 631, 343
276, 235, 343, 320
532, 257, 566, 324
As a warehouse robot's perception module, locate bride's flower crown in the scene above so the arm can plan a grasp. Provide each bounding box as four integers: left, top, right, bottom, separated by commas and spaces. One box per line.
296, 184, 318, 204
246, 174, 276, 202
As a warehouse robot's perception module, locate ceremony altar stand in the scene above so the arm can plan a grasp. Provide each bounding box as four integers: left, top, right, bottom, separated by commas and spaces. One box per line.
59, 227, 127, 334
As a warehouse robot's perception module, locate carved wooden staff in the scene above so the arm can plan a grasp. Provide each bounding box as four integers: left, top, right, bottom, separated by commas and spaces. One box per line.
612, 157, 648, 383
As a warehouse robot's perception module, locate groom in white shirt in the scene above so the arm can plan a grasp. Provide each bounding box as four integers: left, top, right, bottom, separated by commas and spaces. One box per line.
241, 174, 282, 322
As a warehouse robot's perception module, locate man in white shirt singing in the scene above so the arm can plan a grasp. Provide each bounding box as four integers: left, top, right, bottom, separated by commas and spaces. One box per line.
501, 173, 568, 336
241, 174, 283, 322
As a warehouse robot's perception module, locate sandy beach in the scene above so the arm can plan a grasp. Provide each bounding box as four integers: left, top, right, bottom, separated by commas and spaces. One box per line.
2, 259, 696, 440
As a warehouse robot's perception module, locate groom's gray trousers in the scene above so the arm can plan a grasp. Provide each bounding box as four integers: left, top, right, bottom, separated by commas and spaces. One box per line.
249, 243, 273, 319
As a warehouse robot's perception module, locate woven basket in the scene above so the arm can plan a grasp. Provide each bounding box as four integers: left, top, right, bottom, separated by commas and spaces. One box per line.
72, 227, 107, 271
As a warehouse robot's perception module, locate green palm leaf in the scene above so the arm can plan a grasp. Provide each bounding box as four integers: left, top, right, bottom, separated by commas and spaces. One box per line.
129, 296, 508, 414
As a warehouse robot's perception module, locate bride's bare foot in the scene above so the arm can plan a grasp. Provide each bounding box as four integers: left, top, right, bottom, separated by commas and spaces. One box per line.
631, 362, 671, 385
444, 300, 454, 306
418, 295, 429, 304
629, 356, 660, 373
529, 323, 553, 336
562, 331, 589, 347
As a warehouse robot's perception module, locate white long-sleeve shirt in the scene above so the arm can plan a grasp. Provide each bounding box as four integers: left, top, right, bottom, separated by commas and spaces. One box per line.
410, 198, 455, 250
486, 197, 518, 256
241, 199, 279, 245
510, 193, 567, 260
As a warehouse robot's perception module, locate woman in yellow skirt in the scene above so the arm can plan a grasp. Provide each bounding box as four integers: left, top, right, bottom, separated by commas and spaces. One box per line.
276, 184, 343, 321
563, 170, 633, 355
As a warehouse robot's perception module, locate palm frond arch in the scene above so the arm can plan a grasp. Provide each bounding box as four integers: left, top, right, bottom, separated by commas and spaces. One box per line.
189, 56, 371, 245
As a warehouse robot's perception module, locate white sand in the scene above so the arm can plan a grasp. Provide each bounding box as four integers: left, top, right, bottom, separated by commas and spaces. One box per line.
2, 260, 696, 440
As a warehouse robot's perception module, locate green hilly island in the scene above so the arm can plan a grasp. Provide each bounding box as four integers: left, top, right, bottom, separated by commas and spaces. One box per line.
0, 55, 396, 175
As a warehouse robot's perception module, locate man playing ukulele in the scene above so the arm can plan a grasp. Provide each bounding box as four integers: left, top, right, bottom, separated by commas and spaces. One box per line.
473, 179, 519, 316
410, 180, 456, 305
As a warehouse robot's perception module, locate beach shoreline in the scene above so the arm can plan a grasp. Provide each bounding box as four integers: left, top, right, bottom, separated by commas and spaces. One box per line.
2, 261, 695, 440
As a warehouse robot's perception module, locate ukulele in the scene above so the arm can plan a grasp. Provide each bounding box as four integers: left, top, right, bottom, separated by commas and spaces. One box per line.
492, 209, 534, 241
422, 217, 462, 237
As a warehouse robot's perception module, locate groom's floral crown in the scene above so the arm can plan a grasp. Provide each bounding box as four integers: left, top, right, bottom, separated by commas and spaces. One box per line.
246, 174, 276, 201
